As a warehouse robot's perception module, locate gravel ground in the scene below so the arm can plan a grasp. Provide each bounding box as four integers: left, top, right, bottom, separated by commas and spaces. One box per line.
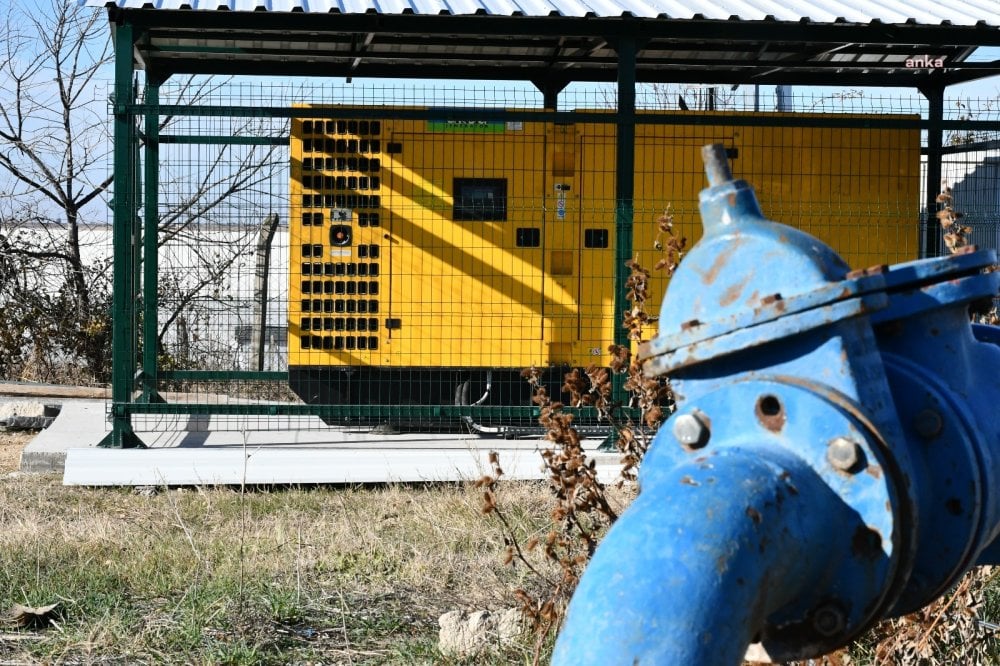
0, 431, 31, 473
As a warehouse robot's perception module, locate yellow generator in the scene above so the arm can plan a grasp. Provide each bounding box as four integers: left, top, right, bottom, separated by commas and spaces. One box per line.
287, 109, 920, 425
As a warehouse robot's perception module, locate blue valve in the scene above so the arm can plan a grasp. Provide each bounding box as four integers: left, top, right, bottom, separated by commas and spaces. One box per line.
552, 144, 1000, 664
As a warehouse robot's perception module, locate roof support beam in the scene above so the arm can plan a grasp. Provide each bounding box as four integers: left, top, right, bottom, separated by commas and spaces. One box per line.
752, 42, 856, 80
531, 77, 569, 110
347, 31, 375, 82
936, 60, 1000, 86
135, 55, 991, 88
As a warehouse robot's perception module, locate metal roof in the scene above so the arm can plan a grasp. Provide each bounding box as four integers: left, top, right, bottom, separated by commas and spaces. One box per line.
81, 0, 999, 25
81, 0, 1000, 88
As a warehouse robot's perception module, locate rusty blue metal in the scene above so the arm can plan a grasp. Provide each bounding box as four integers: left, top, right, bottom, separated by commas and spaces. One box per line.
871, 248, 1000, 614
553, 143, 1000, 664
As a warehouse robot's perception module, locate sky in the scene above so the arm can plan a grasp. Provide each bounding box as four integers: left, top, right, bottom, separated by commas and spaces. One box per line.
950, 46, 1000, 100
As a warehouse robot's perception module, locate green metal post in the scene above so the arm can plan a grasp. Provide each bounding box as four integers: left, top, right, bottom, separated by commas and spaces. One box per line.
132, 105, 143, 375
100, 21, 145, 448
531, 78, 569, 111
612, 37, 636, 407
922, 85, 944, 258
141, 84, 164, 403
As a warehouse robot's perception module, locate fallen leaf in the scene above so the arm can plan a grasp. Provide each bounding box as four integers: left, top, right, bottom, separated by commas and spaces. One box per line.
4, 602, 60, 629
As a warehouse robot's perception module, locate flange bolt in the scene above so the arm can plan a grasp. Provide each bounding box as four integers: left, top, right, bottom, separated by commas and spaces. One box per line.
913, 408, 943, 439
827, 437, 862, 472
673, 410, 710, 450
812, 603, 847, 637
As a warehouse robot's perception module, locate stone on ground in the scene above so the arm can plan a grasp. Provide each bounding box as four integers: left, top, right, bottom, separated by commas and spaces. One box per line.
438, 608, 524, 657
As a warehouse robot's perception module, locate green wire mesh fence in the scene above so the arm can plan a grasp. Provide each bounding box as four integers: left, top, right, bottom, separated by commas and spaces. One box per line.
14, 82, 1000, 435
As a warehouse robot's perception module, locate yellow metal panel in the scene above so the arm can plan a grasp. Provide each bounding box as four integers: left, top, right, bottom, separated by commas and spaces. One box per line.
289, 108, 920, 372
382, 118, 552, 368
288, 111, 388, 367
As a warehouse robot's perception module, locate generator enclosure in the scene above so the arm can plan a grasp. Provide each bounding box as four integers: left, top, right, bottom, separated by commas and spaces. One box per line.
286, 109, 920, 420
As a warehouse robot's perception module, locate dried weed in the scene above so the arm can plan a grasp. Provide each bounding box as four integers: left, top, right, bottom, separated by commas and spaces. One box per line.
482, 208, 684, 662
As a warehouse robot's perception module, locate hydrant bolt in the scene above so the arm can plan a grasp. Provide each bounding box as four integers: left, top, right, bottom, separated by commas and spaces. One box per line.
673, 410, 710, 449
913, 408, 943, 439
812, 603, 847, 637
827, 437, 861, 472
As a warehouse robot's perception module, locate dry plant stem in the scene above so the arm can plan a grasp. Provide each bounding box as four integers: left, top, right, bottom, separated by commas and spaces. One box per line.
162, 475, 203, 564
914, 574, 972, 655
483, 369, 623, 659
238, 428, 249, 622
336, 589, 355, 666
937, 185, 1000, 325
936, 186, 972, 253
483, 213, 685, 659
477, 453, 555, 587
296, 523, 303, 607
870, 568, 995, 665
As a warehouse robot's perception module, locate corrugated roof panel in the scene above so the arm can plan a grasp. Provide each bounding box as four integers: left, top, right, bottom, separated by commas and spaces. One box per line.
482, 0, 524, 15
340, 0, 379, 12
948, 0, 1000, 25
77, 0, 1000, 25
444, 0, 488, 14
645, 0, 701, 18
378, 0, 413, 14
504, 0, 560, 16
586, 0, 643, 17
405, 0, 449, 14
266, 0, 306, 10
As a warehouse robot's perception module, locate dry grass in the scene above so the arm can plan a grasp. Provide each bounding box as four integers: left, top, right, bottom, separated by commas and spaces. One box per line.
0, 466, 560, 665
2, 424, 998, 664
0, 431, 30, 474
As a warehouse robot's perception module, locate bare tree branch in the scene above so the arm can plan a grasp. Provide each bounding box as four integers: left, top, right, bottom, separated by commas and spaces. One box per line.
0, 1, 283, 380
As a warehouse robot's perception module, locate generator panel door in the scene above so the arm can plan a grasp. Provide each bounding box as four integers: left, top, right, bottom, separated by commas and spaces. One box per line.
575, 131, 617, 362
382, 118, 549, 369
538, 124, 586, 366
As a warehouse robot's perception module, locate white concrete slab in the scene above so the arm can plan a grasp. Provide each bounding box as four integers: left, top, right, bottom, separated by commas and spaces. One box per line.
11, 397, 622, 486
63, 447, 622, 486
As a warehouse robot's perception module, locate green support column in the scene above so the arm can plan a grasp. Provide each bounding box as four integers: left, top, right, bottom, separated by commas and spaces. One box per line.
141, 84, 164, 403
612, 37, 636, 407
531, 78, 569, 111
100, 21, 145, 448
922, 85, 944, 259
132, 112, 142, 374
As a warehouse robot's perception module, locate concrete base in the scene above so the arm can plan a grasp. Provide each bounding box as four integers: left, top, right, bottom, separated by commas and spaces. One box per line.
19, 400, 107, 474
63, 446, 621, 486
13, 399, 621, 486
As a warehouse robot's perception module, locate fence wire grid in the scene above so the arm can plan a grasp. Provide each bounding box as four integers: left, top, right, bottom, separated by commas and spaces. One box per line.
84, 83, 1000, 432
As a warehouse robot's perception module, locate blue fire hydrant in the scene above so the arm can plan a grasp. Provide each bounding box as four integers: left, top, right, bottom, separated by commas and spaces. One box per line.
552, 144, 1000, 664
